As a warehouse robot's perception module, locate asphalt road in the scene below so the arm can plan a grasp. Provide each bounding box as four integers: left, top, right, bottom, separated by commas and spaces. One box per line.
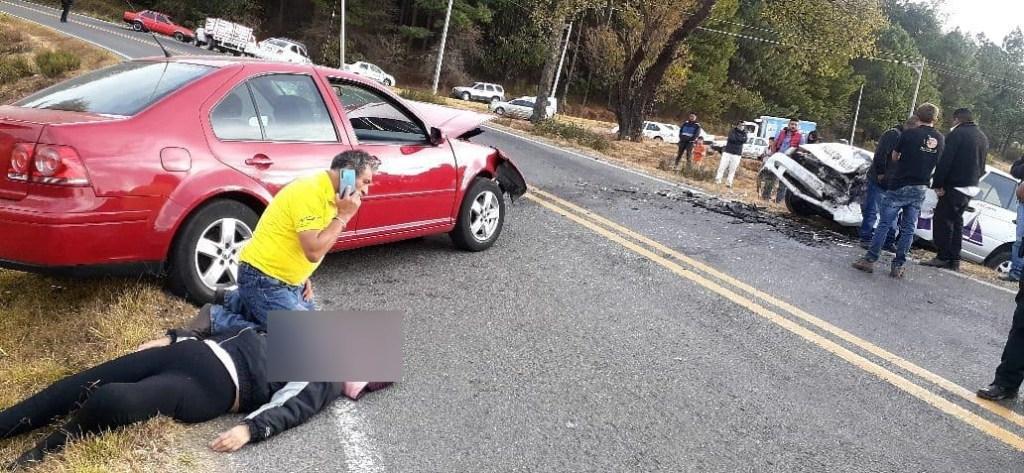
5, 3, 1024, 470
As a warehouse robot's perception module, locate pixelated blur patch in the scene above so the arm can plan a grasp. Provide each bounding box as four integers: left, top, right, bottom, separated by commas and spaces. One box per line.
267, 311, 403, 382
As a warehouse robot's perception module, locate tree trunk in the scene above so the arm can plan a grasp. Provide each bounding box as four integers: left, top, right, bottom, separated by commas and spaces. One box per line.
533, 16, 567, 123
613, 0, 717, 141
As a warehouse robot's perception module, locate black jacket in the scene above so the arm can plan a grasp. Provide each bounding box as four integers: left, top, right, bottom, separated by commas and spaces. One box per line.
870, 126, 901, 186
724, 127, 747, 155
168, 327, 343, 443
932, 122, 988, 189
889, 125, 944, 189
1011, 156, 1024, 180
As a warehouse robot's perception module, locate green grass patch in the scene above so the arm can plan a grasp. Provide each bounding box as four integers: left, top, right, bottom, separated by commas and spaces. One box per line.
0, 56, 34, 85
532, 119, 611, 152
399, 88, 447, 105
34, 50, 81, 78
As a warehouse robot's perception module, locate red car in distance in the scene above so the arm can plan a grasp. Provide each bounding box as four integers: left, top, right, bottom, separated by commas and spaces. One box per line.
0, 57, 527, 303
123, 10, 195, 43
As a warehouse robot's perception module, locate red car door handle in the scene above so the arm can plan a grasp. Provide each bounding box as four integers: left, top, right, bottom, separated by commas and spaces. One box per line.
245, 155, 273, 168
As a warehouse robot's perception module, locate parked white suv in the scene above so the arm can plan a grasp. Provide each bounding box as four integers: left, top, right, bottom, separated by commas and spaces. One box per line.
764, 143, 1018, 274
489, 96, 557, 120
452, 82, 505, 103
743, 136, 770, 159
344, 61, 396, 86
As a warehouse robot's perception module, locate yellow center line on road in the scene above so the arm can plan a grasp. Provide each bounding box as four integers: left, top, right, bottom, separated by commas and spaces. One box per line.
524, 190, 1024, 452
528, 187, 1024, 431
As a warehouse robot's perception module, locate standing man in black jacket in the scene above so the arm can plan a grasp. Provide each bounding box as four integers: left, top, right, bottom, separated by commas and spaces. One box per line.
922, 108, 989, 271
859, 118, 917, 249
715, 121, 748, 188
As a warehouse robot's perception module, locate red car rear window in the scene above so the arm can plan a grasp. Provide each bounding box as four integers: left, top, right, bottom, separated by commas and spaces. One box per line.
16, 61, 214, 116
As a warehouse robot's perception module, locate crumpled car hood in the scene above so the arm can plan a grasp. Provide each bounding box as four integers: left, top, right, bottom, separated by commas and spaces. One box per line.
799, 143, 872, 175
407, 101, 494, 139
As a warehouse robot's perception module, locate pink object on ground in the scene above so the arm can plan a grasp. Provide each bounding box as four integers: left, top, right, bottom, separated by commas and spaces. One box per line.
342, 382, 394, 400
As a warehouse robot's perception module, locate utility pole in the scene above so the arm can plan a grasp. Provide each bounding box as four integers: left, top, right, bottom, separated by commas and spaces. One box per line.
550, 21, 573, 98
562, 15, 583, 104
851, 83, 864, 146
909, 57, 926, 115
339, 0, 346, 67
431, 0, 455, 95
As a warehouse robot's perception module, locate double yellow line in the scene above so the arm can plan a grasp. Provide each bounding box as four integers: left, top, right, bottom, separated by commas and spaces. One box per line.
525, 188, 1024, 451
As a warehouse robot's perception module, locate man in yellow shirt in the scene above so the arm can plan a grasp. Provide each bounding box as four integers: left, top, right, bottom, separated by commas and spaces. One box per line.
138, 151, 379, 349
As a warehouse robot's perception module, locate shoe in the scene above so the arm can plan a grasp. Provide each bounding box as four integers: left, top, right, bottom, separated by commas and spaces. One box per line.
184, 304, 213, 338
889, 265, 905, 279
852, 258, 875, 273
921, 257, 953, 268
977, 384, 1019, 401
214, 287, 227, 305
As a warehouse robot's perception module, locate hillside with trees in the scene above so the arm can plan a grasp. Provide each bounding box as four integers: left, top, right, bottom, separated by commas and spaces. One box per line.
51, 0, 1024, 157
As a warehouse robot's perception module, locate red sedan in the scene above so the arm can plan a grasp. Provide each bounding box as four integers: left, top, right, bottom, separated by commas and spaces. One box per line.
123, 10, 195, 43
0, 57, 527, 302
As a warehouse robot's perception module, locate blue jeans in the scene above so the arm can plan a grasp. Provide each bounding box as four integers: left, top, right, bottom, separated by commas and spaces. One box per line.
210, 263, 315, 334
1010, 204, 1024, 279
859, 179, 898, 245
864, 185, 927, 268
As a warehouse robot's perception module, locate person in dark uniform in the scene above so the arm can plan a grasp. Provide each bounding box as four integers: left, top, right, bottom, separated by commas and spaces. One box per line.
60, 0, 74, 23
922, 108, 988, 271
978, 275, 1024, 400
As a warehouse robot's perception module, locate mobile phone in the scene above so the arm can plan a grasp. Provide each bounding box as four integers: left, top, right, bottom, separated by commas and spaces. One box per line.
339, 169, 356, 198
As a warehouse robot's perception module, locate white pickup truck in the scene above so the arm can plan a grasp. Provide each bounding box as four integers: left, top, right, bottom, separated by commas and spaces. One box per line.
195, 18, 255, 56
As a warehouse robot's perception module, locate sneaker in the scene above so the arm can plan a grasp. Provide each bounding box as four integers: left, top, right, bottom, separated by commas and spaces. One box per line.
889, 265, 905, 279
852, 258, 875, 273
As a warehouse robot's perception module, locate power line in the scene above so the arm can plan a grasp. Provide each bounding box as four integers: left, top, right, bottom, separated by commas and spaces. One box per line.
693, 25, 1024, 97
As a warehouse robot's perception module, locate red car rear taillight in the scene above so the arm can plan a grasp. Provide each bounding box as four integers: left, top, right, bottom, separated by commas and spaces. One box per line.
6, 142, 34, 182
30, 145, 90, 186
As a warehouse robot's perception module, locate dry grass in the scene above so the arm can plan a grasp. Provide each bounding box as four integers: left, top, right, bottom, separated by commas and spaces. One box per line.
0, 13, 118, 105
0, 270, 217, 471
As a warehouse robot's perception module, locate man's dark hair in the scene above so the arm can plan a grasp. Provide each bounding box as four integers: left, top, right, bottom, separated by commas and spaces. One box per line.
788, 118, 799, 124
689, 112, 697, 118
331, 150, 381, 174
953, 107, 973, 122
915, 103, 939, 124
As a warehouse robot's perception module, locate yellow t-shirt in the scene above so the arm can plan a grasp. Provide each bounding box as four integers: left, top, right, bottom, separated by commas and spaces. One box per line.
240, 172, 337, 286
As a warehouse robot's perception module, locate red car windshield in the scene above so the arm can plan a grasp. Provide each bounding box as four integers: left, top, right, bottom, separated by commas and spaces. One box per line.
16, 61, 213, 116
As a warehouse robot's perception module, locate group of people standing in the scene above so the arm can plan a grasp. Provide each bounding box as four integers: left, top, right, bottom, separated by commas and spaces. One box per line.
853, 105, 988, 278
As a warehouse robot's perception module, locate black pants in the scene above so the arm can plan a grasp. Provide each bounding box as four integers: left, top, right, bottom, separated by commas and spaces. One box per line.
674, 140, 694, 166
933, 190, 971, 262
1, 341, 234, 463
994, 296, 1024, 390
60, 3, 71, 22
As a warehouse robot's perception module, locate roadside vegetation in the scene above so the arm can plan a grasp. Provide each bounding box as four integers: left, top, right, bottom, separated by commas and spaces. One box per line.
398, 88, 447, 105
0, 13, 118, 104
0, 14, 209, 473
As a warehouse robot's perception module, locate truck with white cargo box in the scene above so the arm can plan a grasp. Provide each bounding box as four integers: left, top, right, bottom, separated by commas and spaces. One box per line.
195, 18, 255, 56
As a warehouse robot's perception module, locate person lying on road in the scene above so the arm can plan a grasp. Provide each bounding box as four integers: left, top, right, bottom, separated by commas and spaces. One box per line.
1, 326, 390, 470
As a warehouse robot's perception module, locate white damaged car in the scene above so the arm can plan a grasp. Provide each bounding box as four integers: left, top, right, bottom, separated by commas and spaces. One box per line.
764, 143, 1017, 273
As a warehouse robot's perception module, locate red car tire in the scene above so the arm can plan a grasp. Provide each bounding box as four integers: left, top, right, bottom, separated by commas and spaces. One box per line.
450, 178, 505, 252
167, 199, 259, 304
